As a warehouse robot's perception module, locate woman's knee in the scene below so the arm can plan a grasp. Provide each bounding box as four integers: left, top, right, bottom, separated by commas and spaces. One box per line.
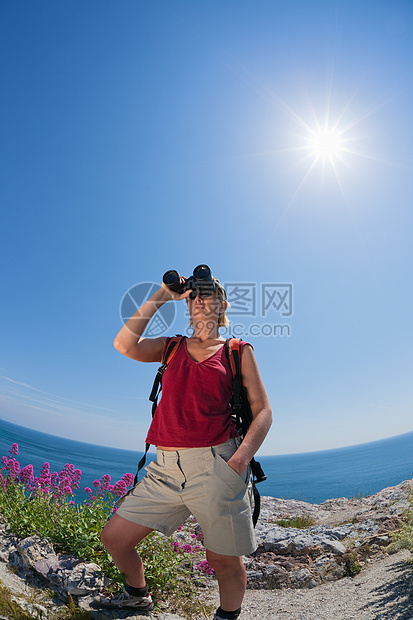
101, 520, 118, 551
206, 551, 245, 576
101, 515, 153, 552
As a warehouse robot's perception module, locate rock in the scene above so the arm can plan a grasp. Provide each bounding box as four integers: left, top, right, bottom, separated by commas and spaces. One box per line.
244, 478, 413, 590
33, 553, 82, 586
16, 536, 55, 569
312, 555, 345, 582
66, 562, 104, 595
369, 535, 391, 547
0, 534, 19, 562
0, 476, 412, 613
290, 568, 314, 588
322, 539, 346, 555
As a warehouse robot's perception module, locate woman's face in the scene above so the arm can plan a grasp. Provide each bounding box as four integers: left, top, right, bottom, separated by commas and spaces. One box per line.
187, 291, 226, 325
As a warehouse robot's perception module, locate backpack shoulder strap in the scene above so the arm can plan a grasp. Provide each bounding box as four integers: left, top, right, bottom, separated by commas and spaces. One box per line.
163, 335, 184, 364
225, 338, 242, 411
149, 336, 184, 404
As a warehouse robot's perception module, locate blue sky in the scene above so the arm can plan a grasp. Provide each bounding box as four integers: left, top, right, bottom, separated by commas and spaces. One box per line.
1, 0, 412, 455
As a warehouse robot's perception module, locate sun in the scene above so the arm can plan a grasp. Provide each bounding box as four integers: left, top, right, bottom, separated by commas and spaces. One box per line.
274, 107, 362, 209
306, 126, 344, 164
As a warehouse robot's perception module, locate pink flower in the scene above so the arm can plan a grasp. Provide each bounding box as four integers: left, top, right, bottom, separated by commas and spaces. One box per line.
84, 487, 92, 494
195, 560, 214, 575
20, 464, 34, 484
113, 480, 127, 496
39, 474, 51, 487
9, 443, 19, 456
122, 473, 134, 487
181, 544, 193, 553
7, 458, 21, 479
63, 485, 72, 495
102, 474, 111, 482
93, 479, 101, 488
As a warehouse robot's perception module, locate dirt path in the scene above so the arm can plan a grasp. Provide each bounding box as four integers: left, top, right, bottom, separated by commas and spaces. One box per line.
239, 550, 413, 620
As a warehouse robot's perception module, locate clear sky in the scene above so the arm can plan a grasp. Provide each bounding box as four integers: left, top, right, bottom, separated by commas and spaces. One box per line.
1, 0, 412, 456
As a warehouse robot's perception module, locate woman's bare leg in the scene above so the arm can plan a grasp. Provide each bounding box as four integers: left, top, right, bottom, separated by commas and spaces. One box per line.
206, 549, 246, 612
101, 514, 153, 587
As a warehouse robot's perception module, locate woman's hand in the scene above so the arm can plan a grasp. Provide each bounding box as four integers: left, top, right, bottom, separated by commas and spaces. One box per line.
160, 281, 192, 302
226, 455, 248, 477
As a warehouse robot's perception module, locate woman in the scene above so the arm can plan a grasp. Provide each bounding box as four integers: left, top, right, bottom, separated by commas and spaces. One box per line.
98, 271, 272, 620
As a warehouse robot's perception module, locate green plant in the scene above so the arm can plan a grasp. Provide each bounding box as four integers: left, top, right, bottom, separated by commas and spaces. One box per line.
351, 490, 366, 500
273, 515, 316, 529
0, 443, 216, 619
0, 581, 95, 620
0, 582, 34, 620
388, 487, 413, 562
344, 560, 362, 577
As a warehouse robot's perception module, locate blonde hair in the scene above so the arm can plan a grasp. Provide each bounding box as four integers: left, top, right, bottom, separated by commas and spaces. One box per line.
214, 277, 230, 328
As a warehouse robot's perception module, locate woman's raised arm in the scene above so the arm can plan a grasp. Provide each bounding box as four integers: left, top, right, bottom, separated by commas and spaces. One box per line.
114, 283, 189, 362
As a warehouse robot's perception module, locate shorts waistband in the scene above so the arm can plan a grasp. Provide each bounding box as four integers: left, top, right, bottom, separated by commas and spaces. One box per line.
156, 438, 240, 460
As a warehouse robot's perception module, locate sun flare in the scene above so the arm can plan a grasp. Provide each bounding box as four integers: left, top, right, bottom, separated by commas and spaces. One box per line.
307, 126, 344, 163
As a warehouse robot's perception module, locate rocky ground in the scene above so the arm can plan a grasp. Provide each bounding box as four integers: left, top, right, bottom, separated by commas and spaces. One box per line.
241, 549, 413, 619
1, 479, 412, 619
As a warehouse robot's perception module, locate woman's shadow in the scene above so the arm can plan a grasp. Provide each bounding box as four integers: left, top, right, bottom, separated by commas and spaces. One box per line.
363, 556, 413, 620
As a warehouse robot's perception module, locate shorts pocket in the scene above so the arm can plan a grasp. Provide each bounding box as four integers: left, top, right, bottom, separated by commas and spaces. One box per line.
213, 453, 248, 493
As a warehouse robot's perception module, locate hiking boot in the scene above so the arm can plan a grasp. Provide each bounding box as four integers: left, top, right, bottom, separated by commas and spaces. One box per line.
94, 587, 154, 610
213, 610, 241, 620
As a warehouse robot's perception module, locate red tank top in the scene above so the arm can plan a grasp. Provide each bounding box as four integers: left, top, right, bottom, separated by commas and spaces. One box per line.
145, 338, 250, 448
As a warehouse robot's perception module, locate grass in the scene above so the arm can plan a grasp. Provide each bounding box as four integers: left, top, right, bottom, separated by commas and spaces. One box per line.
343, 560, 362, 577
389, 486, 413, 562
350, 490, 366, 500
0, 582, 94, 620
273, 515, 316, 529
0, 582, 34, 620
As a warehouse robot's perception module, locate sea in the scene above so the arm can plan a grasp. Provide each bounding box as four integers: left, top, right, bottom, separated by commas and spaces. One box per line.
1, 417, 412, 505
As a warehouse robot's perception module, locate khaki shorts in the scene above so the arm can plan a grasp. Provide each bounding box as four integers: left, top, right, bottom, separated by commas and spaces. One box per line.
115, 439, 257, 556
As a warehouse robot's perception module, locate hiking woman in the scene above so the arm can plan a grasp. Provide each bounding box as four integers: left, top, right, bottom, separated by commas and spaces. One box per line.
98, 269, 272, 620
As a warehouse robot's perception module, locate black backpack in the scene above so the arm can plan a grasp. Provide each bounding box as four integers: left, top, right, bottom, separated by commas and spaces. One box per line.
135, 336, 266, 526
224, 338, 267, 526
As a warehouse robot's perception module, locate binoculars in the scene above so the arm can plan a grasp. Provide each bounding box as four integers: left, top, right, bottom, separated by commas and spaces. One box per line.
163, 264, 215, 299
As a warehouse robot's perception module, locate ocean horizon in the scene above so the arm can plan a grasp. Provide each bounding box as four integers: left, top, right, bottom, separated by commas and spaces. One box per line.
1, 418, 412, 504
